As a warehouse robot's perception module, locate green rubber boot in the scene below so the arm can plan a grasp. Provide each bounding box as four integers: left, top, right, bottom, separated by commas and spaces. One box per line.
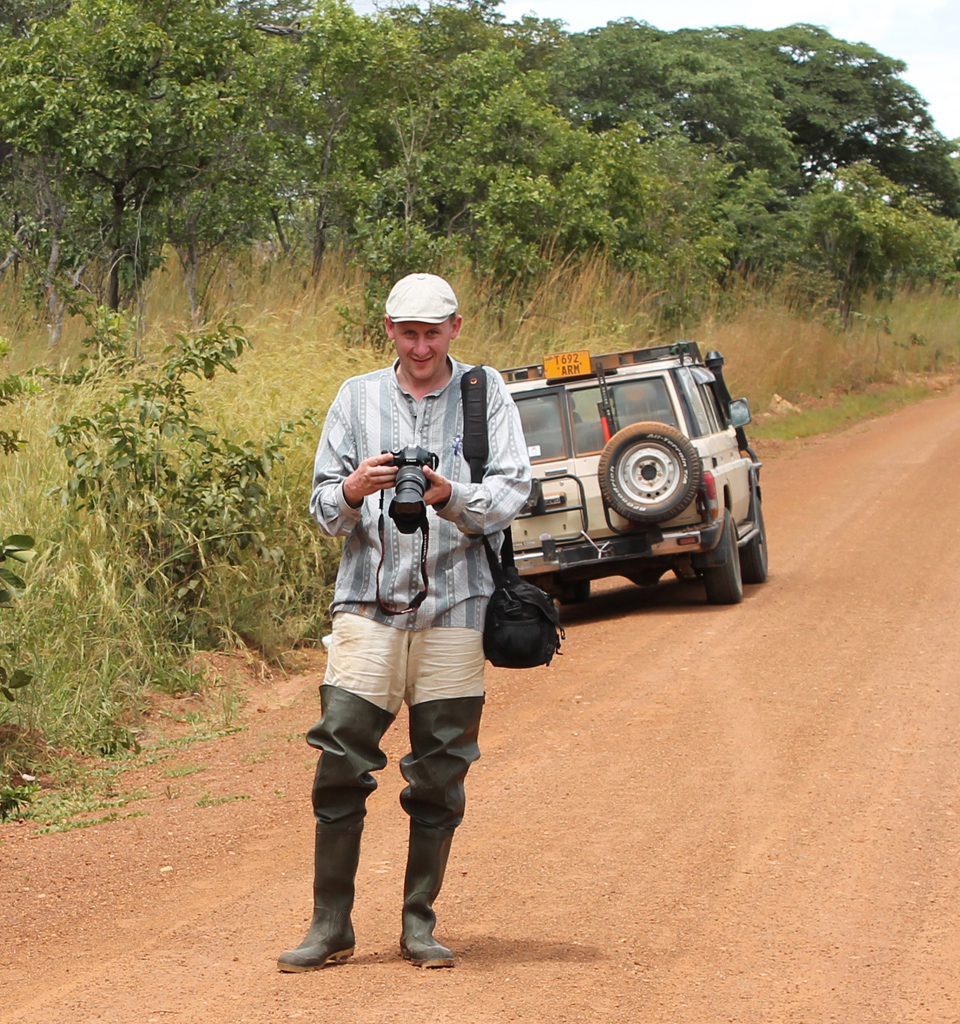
277, 826, 361, 972
400, 824, 455, 968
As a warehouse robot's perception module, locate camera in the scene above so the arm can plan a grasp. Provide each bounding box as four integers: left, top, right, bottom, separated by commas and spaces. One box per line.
385, 445, 440, 533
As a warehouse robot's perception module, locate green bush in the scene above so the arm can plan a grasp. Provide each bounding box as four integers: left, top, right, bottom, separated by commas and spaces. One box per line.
0, 319, 338, 769
51, 322, 314, 637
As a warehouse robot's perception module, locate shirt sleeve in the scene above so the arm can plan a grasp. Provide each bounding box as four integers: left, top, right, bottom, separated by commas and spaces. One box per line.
435, 367, 532, 536
309, 383, 364, 538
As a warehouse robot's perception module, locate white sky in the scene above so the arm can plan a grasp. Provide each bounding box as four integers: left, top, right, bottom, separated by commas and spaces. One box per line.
352, 0, 960, 140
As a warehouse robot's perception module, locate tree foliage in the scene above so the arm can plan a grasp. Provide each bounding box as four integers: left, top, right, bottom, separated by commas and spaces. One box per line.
0, 1, 957, 329
0, 0, 276, 327
798, 163, 960, 315
551, 20, 960, 216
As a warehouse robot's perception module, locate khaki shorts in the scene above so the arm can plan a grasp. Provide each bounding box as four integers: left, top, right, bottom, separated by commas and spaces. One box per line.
323, 612, 485, 715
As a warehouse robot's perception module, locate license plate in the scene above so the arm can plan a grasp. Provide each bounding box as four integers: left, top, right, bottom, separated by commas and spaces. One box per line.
543, 350, 591, 380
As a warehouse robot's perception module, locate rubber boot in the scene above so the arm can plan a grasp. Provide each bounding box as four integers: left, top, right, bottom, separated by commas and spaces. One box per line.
277, 826, 361, 972
278, 685, 395, 972
400, 824, 455, 968
398, 696, 484, 968
399, 695, 484, 831
308, 685, 396, 829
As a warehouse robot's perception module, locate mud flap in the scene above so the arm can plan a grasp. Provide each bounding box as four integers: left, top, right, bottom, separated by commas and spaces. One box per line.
690, 518, 727, 568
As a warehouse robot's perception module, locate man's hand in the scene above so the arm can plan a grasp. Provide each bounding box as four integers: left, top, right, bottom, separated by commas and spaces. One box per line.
423, 464, 452, 507
342, 453, 398, 508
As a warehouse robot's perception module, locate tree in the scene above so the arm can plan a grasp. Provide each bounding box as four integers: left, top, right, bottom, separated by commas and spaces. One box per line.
0, 0, 70, 38
551, 20, 798, 187
272, 0, 400, 274
0, 0, 273, 317
740, 24, 960, 217
552, 19, 959, 214
797, 163, 960, 317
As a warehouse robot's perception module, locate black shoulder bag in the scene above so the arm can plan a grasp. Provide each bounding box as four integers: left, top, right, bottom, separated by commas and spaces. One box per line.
461, 366, 563, 668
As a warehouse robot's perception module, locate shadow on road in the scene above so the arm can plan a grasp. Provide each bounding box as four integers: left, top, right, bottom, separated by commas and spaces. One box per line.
558, 575, 705, 628
557, 573, 767, 629
448, 934, 605, 967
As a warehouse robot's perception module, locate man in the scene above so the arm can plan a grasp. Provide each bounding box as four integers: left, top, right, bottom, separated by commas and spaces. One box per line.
277, 273, 531, 972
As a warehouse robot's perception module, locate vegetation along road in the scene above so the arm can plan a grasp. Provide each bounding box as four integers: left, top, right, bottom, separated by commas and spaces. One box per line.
3, 388, 960, 1023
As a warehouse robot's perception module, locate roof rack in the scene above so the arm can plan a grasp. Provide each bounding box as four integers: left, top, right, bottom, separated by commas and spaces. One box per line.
501, 340, 703, 384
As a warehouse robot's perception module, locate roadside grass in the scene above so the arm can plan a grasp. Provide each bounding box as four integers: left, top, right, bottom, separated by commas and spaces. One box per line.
160, 763, 209, 779
195, 792, 250, 808
152, 725, 247, 749
752, 381, 943, 440
18, 780, 151, 833
690, 284, 960, 406
1, 248, 957, 801
32, 811, 148, 835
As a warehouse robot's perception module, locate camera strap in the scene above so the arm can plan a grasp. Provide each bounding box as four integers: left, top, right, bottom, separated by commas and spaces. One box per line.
375, 490, 430, 616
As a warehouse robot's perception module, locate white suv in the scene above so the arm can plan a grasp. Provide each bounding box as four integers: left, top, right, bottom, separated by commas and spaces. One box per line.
502, 341, 767, 605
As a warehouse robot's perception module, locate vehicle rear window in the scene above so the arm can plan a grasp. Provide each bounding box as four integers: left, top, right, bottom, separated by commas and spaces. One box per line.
568, 377, 677, 454
515, 392, 568, 462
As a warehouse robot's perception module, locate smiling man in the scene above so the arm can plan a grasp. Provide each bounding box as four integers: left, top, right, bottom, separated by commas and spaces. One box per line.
277, 273, 531, 972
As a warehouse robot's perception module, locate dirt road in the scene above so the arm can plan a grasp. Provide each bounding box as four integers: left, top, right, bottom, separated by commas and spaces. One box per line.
4, 388, 960, 1024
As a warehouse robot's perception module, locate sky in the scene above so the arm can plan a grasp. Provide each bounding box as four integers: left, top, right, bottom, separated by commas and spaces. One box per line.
351, 0, 960, 141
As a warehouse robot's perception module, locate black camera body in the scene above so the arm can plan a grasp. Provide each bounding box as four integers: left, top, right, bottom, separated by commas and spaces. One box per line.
385, 445, 440, 533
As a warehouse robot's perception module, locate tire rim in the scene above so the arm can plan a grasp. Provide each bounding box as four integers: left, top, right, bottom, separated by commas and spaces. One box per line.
615, 442, 686, 507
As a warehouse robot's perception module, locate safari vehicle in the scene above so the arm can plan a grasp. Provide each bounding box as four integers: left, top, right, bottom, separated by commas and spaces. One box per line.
502, 341, 767, 605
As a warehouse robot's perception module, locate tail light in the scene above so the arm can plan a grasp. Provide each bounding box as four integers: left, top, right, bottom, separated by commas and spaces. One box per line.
701, 471, 719, 520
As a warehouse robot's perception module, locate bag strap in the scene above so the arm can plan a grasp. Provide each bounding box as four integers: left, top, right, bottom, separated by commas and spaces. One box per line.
482, 535, 505, 586
461, 366, 517, 576
460, 366, 489, 484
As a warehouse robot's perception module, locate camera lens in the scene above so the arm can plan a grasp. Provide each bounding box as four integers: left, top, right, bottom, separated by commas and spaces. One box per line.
389, 465, 429, 533
384, 446, 438, 534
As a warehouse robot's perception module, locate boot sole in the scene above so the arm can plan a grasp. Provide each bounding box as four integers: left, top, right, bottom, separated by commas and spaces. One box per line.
277, 947, 355, 972
401, 950, 455, 969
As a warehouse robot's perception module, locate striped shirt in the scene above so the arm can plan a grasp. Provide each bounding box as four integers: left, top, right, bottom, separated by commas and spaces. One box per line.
310, 358, 532, 631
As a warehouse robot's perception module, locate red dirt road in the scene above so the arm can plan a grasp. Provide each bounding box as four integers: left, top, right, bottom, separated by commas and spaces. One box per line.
4, 388, 960, 1024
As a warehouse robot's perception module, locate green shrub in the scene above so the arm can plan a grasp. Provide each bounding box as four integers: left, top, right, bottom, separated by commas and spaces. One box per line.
50, 322, 314, 638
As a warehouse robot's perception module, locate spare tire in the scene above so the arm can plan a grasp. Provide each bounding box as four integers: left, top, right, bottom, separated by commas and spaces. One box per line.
597, 421, 702, 524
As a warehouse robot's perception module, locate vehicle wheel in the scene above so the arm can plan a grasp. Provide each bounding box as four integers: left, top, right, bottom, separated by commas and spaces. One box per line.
558, 579, 590, 604
739, 497, 768, 585
701, 510, 743, 605
597, 421, 702, 525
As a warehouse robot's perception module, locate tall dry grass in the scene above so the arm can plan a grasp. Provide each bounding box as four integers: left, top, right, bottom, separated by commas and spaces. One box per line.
7, 251, 957, 406
1, 248, 958, 770
694, 283, 960, 404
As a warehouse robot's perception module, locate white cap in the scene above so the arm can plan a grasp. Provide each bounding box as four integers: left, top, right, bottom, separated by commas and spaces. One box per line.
385, 273, 458, 324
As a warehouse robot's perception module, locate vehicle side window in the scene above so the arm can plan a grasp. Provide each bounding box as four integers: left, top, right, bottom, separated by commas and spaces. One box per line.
675, 368, 712, 437
515, 393, 568, 462
696, 383, 723, 433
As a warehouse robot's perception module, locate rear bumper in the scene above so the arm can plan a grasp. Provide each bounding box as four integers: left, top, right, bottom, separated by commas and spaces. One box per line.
514, 519, 724, 577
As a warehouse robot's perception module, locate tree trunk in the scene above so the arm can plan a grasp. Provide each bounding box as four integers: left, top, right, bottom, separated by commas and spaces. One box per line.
271, 207, 291, 258
312, 211, 327, 278
108, 186, 126, 311
174, 240, 201, 325
186, 240, 200, 325
37, 165, 68, 347
44, 225, 64, 349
